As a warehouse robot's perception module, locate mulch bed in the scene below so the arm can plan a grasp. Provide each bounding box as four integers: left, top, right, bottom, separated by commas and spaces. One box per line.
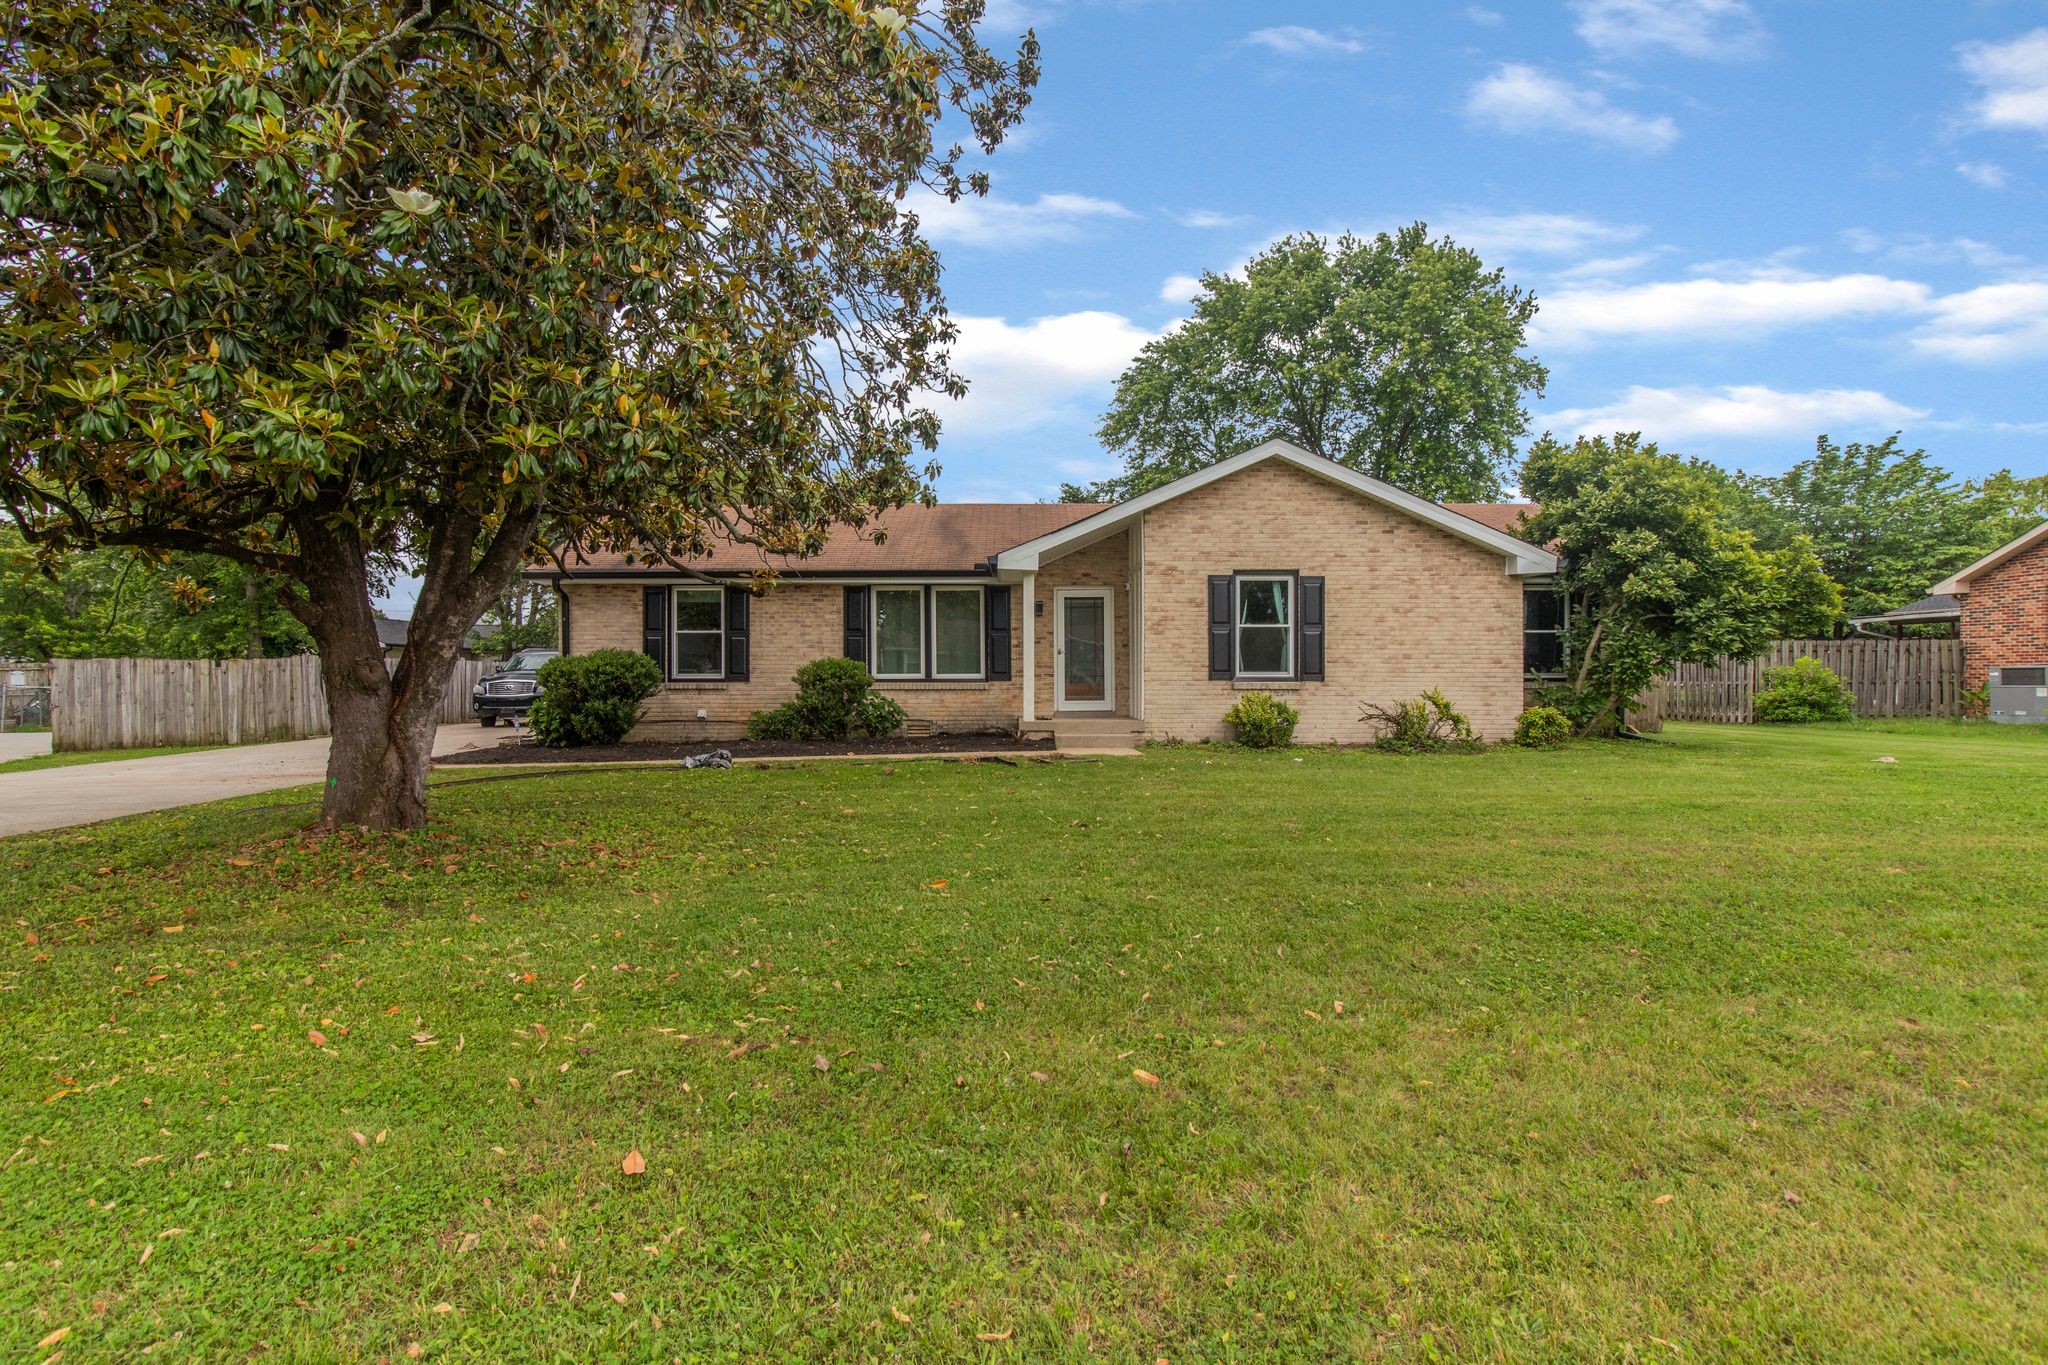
433, 732, 1054, 766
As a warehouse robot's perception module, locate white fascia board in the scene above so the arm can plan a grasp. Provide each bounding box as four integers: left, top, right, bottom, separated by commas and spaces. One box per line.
993, 439, 1558, 577
1930, 517, 2048, 595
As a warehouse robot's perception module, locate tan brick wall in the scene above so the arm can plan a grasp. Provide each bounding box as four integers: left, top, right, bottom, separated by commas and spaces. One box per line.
1960, 536, 2048, 689
562, 580, 1020, 741
1031, 529, 1132, 719
1138, 460, 1525, 743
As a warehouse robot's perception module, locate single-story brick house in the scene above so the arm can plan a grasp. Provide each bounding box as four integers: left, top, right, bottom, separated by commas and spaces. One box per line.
1853, 516, 2048, 690
525, 439, 1561, 745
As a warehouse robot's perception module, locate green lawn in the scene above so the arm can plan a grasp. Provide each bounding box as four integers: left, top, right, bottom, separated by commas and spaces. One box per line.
3, 723, 2044, 1361
0, 742, 221, 774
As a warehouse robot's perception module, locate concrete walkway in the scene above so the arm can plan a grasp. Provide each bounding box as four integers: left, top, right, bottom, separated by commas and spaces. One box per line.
0, 731, 52, 764
0, 724, 515, 839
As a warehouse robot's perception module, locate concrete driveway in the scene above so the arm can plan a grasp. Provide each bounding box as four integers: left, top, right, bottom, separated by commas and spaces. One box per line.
0, 731, 52, 764
0, 724, 516, 838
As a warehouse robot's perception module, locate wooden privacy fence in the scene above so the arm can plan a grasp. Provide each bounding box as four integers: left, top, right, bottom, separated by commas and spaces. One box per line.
1637, 637, 1965, 725
51, 655, 499, 751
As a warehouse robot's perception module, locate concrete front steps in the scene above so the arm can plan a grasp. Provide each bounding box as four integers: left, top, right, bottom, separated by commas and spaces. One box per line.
1039, 715, 1145, 754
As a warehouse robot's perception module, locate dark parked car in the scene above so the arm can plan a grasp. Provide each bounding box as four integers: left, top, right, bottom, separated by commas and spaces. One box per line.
472, 648, 559, 726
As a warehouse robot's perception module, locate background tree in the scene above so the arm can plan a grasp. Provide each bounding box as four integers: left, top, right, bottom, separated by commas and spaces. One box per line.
1733, 435, 2031, 624
472, 583, 561, 657
1064, 226, 1546, 503
1, 0, 1035, 828
1523, 433, 1840, 735
0, 530, 312, 660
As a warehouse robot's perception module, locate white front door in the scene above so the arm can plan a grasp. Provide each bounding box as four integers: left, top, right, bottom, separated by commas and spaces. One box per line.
1054, 589, 1114, 712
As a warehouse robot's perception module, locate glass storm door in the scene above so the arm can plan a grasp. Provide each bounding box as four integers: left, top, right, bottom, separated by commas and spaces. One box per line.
1055, 589, 1113, 711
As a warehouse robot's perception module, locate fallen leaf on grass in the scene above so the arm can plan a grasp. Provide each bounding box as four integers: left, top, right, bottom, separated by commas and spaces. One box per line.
307, 1030, 328, 1047
37, 1327, 69, 1349
433, 1302, 453, 1314
1029, 1071, 1049, 1083
350, 1131, 368, 1147
621, 1150, 647, 1176
1132, 1069, 1160, 1087
1652, 1194, 1674, 1205
160, 924, 184, 934
267, 1143, 290, 1152
813, 1056, 830, 1072
977, 1329, 1014, 1341
138, 1243, 153, 1265
890, 1307, 912, 1323
611, 1291, 628, 1305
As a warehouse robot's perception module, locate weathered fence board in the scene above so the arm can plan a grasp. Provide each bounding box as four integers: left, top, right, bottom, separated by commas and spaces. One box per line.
1635, 638, 1964, 725
52, 655, 499, 751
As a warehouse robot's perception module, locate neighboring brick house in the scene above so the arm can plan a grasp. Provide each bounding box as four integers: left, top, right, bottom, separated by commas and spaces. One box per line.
525, 439, 1559, 745
1852, 517, 2048, 691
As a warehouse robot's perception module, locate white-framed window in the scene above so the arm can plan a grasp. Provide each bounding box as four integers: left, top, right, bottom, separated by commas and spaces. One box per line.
1235, 575, 1293, 678
1524, 589, 1567, 677
933, 587, 984, 679
673, 586, 724, 678
871, 586, 924, 679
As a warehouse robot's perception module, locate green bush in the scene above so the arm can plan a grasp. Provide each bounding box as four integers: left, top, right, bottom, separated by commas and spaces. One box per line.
1752, 657, 1853, 723
527, 649, 661, 747
745, 657, 905, 741
1223, 691, 1299, 748
1513, 705, 1573, 748
1360, 688, 1479, 754
1961, 685, 1989, 721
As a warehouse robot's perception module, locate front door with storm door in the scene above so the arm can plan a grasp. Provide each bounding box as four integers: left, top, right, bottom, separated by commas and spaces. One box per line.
1054, 588, 1114, 712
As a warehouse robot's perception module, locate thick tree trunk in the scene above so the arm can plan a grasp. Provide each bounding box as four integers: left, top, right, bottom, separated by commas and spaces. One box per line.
290, 501, 542, 831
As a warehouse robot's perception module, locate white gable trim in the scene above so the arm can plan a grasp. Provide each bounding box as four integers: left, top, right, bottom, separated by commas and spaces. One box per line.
994, 439, 1558, 577
1930, 517, 2048, 595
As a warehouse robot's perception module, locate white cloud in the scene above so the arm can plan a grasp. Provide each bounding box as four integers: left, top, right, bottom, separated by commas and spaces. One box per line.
1912, 281, 2048, 362
1441, 211, 1645, 259
1957, 161, 2011, 189
938, 311, 1157, 437
1466, 7, 1505, 26
1840, 228, 2024, 271
1465, 64, 1679, 152
1547, 385, 1926, 440
1171, 209, 1250, 229
1244, 26, 1366, 58
1159, 273, 1205, 305
908, 189, 1136, 250
1959, 28, 2048, 133
1533, 271, 1931, 345
1550, 251, 1666, 281
1572, 0, 1765, 60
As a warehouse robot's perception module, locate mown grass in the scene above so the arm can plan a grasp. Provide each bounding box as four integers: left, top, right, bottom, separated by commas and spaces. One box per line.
3, 722, 2044, 1361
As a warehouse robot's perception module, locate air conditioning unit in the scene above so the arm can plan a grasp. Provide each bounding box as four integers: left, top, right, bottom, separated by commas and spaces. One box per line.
1987, 666, 2048, 724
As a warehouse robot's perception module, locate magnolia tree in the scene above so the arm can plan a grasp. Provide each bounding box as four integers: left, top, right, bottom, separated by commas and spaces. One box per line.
0, 0, 1036, 827
1522, 433, 1840, 735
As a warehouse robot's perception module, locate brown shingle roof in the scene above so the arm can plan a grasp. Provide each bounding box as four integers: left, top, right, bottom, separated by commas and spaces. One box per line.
1445, 502, 1537, 536
540, 503, 1110, 578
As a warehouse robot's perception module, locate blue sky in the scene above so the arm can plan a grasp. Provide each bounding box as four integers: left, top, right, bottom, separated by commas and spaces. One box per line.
911, 0, 2048, 501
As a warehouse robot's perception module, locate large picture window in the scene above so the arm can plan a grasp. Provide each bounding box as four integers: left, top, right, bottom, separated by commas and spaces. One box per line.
872, 587, 924, 679
674, 587, 725, 678
933, 587, 984, 679
1524, 590, 1567, 677
1235, 575, 1293, 678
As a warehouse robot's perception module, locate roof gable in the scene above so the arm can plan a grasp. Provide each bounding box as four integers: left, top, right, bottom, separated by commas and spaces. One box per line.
993, 439, 1558, 577
1930, 517, 2048, 595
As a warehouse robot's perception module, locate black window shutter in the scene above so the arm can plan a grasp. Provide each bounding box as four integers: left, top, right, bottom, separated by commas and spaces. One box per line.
843, 586, 869, 667
1207, 575, 1234, 680
1298, 575, 1325, 682
641, 587, 668, 676
984, 585, 1012, 680
724, 587, 750, 682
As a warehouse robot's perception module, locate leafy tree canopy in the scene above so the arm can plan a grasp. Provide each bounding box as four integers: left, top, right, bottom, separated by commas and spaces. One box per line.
0, 0, 1035, 826
1731, 435, 2040, 622
0, 530, 311, 660
1523, 432, 1840, 734
1063, 226, 1547, 505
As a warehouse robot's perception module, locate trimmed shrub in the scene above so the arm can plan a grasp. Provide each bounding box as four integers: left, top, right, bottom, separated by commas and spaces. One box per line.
1223, 691, 1299, 748
1532, 682, 1620, 736
1752, 657, 1853, 723
1360, 688, 1479, 754
746, 657, 905, 741
528, 649, 660, 747
1513, 704, 1573, 749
